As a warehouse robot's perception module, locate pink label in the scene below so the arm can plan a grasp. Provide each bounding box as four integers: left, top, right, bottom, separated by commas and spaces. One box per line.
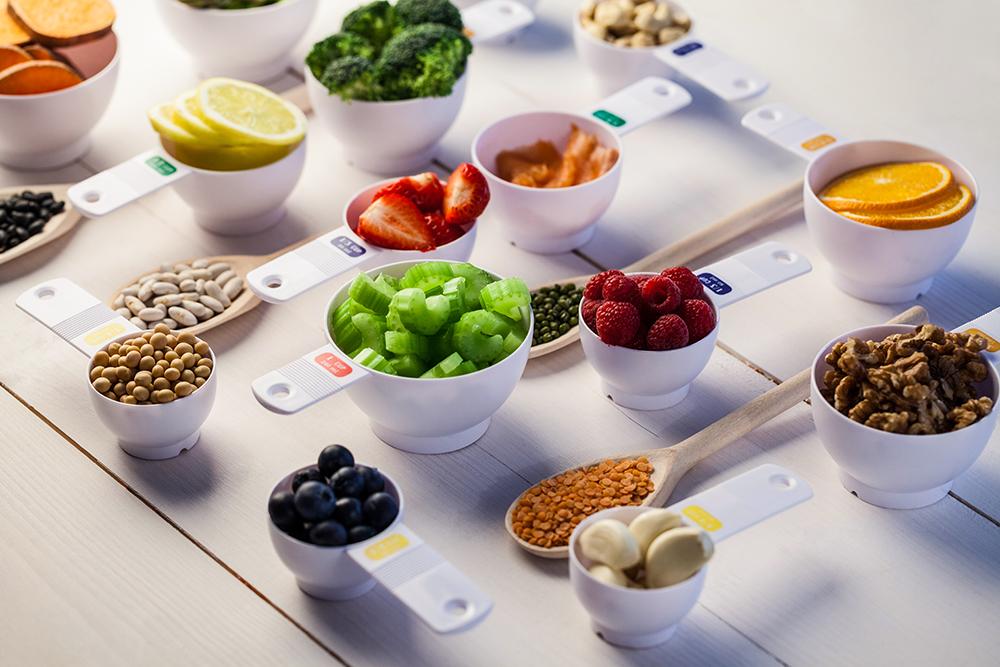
315, 352, 352, 378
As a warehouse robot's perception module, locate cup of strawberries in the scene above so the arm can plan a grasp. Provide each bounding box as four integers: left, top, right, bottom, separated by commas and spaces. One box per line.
578, 266, 719, 410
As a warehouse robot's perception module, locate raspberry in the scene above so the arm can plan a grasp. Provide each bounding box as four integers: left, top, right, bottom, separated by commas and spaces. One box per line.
602, 274, 640, 304
661, 267, 704, 300
641, 275, 681, 314
595, 301, 640, 346
581, 298, 602, 332
633, 275, 652, 289
646, 314, 689, 350
583, 270, 624, 300
679, 299, 716, 342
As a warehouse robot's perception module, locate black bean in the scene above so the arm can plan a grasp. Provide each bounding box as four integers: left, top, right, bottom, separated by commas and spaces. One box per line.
27, 220, 45, 236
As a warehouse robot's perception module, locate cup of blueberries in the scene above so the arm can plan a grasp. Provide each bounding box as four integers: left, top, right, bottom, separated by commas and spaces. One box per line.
268, 444, 403, 600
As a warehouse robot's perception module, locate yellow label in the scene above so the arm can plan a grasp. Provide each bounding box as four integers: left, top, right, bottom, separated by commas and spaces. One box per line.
681, 505, 723, 532
363, 533, 409, 561
83, 322, 127, 347
966, 328, 1000, 352
801, 134, 836, 152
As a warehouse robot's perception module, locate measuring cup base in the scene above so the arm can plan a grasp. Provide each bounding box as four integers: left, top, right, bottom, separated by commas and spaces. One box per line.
119, 430, 201, 461
511, 225, 596, 254
838, 470, 952, 509
194, 205, 285, 237
370, 418, 491, 454
593, 620, 677, 648
296, 577, 377, 601
831, 272, 934, 305
0, 136, 90, 171
602, 380, 690, 411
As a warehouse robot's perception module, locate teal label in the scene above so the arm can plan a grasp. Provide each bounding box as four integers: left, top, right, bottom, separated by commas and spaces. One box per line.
145, 155, 177, 176
592, 109, 626, 128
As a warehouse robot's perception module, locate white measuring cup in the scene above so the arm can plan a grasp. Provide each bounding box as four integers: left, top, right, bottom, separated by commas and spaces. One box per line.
573, 0, 768, 100
569, 464, 812, 648
268, 467, 491, 632
251, 259, 533, 454
472, 76, 692, 253
15, 279, 218, 460
66, 139, 306, 236
580, 242, 811, 409
810, 308, 1000, 509
741, 104, 978, 304
307, 0, 534, 174
246, 176, 476, 304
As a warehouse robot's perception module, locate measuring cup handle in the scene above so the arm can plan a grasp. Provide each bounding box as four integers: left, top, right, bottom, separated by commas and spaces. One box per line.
347, 523, 493, 633
15, 278, 142, 357
958, 307, 1000, 364
741, 104, 843, 160
665, 464, 813, 542
462, 0, 535, 44
695, 241, 811, 309
586, 76, 692, 136
246, 225, 382, 304
653, 37, 768, 102
67, 149, 192, 217
251, 344, 369, 414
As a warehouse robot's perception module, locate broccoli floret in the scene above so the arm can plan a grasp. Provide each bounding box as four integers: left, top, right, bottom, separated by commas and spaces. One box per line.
320, 56, 382, 101
395, 0, 463, 31
375, 23, 472, 99
306, 32, 376, 81
342, 0, 401, 52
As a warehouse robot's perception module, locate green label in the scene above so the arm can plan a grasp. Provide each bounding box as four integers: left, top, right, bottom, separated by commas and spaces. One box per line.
592, 109, 626, 128
145, 155, 177, 176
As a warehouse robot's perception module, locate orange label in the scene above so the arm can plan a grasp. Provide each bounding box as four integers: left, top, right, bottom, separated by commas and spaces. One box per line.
364, 533, 409, 561
681, 505, 723, 532
314, 352, 353, 378
801, 134, 836, 151
966, 328, 1000, 352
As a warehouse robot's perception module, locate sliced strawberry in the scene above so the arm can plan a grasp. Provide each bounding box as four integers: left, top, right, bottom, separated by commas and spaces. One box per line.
443, 163, 490, 225
372, 177, 417, 205
357, 193, 435, 252
372, 172, 444, 213
424, 211, 463, 246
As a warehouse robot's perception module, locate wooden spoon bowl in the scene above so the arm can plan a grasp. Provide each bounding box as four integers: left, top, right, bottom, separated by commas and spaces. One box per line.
0, 183, 81, 268
508, 305, 929, 558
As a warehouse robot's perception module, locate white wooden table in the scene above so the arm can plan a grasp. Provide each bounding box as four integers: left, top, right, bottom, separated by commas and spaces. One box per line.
2, 1, 998, 665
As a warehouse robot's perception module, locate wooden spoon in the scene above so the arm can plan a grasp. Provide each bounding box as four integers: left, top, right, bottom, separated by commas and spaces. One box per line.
0, 184, 82, 268
529, 180, 804, 358
107, 236, 316, 337
507, 305, 929, 558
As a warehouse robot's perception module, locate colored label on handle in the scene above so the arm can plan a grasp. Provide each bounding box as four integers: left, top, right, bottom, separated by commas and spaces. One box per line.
695, 241, 812, 309
741, 104, 842, 160
461, 0, 534, 43
665, 464, 813, 543
68, 150, 192, 217
958, 307, 1000, 359
654, 37, 769, 102
348, 524, 493, 633
586, 76, 692, 136
251, 344, 368, 414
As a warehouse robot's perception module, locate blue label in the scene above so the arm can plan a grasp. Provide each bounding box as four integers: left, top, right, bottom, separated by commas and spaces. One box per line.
331, 236, 366, 258
673, 41, 703, 57
698, 272, 732, 296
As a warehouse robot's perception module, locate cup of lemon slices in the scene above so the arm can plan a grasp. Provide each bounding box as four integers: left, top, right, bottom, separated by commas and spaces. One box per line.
803, 140, 978, 304
148, 77, 308, 234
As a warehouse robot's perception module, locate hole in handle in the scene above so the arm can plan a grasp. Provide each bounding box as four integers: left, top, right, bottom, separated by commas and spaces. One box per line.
35, 286, 55, 300
771, 249, 795, 264
82, 191, 102, 203
653, 84, 672, 96
769, 473, 796, 490
268, 383, 291, 399
732, 78, 750, 90
444, 598, 471, 617
263, 274, 284, 289
757, 108, 781, 122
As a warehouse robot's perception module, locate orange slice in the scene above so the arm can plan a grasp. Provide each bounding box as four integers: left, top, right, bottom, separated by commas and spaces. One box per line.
819, 161, 954, 211
0, 0, 31, 45
841, 184, 974, 230
0, 43, 30, 71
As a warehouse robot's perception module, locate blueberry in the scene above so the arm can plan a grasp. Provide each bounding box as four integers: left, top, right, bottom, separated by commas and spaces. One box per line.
348, 525, 376, 544
293, 481, 336, 522
356, 465, 385, 496
330, 466, 365, 498
318, 444, 354, 478
309, 520, 348, 546
363, 492, 399, 531
267, 491, 299, 531
291, 465, 325, 492
332, 497, 363, 528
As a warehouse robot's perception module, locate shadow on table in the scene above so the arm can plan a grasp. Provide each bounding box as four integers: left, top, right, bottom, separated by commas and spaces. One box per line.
116, 431, 221, 505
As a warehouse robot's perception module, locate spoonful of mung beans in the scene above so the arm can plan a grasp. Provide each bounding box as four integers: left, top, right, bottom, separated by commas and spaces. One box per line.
530, 283, 583, 347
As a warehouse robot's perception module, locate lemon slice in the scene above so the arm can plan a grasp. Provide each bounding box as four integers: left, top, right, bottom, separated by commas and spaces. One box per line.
196, 77, 306, 147
148, 102, 202, 147
820, 161, 954, 211
161, 139, 295, 172
841, 184, 974, 230
173, 88, 229, 145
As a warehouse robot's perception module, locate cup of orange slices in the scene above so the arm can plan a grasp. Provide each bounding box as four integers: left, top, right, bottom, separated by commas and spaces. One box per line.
802, 140, 978, 304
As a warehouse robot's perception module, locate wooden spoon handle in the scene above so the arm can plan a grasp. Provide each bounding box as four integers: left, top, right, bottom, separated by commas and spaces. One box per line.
624, 180, 804, 274
668, 305, 929, 473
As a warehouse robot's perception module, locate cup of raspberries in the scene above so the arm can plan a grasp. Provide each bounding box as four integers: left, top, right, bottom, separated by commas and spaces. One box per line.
578, 266, 719, 410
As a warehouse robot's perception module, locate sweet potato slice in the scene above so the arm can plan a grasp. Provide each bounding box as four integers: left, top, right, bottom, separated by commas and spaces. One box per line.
8, 0, 115, 47
0, 0, 31, 45
23, 42, 53, 59
0, 59, 81, 94
0, 42, 29, 70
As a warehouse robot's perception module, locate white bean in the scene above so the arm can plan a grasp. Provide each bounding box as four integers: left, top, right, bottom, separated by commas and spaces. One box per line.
112, 294, 125, 309
191, 258, 210, 269
191, 269, 212, 280
138, 307, 166, 322
215, 269, 236, 286
182, 299, 214, 321
168, 306, 197, 327
153, 294, 185, 307
125, 296, 145, 316
196, 279, 206, 294
222, 276, 243, 300
204, 281, 230, 307
207, 262, 230, 278
157, 272, 180, 285
179, 279, 197, 292
129, 316, 146, 329
137, 282, 154, 302
122, 285, 140, 297
199, 295, 225, 313
160, 318, 178, 329
116, 307, 132, 318
152, 282, 180, 295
